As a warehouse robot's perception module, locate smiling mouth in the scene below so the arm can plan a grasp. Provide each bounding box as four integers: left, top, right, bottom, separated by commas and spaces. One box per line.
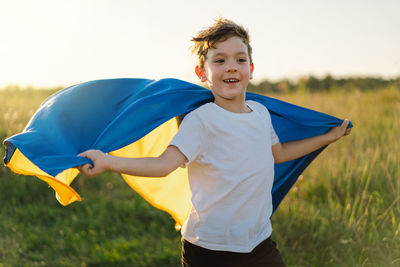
223, 79, 240, 83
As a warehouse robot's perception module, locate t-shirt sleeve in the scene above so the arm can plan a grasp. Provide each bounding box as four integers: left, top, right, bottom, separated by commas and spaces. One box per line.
169, 112, 204, 167
271, 124, 279, 146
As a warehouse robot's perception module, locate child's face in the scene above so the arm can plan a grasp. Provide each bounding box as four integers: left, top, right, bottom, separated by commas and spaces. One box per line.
195, 36, 254, 103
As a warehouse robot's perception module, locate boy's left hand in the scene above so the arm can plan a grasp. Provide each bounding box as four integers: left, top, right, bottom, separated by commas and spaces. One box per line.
327, 119, 352, 143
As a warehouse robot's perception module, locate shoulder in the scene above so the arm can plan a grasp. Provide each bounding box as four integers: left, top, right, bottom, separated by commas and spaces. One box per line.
246, 100, 274, 128
246, 100, 271, 116
183, 102, 214, 120
179, 102, 214, 127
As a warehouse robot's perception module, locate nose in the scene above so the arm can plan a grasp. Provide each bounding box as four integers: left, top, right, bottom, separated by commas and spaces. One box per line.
226, 59, 238, 73
226, 67, 237, 73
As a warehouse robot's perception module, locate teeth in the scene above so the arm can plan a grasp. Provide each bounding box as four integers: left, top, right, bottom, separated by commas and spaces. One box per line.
224, 79, 238, 82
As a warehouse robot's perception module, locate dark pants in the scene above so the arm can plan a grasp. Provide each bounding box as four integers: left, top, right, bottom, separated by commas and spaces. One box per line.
181, 237, 286, 267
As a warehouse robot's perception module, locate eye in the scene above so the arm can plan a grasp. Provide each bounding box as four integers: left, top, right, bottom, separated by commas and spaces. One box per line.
238, 58, 247, 63
214, 59, 224, 63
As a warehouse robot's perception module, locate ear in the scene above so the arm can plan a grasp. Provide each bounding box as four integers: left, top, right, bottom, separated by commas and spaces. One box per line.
195, 66, 208, 82
249, 63, 254, 80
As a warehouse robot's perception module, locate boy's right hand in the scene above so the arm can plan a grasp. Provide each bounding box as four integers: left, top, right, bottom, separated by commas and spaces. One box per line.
77, 149, 110, 177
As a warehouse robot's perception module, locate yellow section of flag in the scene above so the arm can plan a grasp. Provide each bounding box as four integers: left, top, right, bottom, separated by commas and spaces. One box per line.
6, 117, 191, 228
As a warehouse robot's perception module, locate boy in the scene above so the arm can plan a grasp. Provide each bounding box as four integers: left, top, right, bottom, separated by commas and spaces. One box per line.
78, 18, 351, 266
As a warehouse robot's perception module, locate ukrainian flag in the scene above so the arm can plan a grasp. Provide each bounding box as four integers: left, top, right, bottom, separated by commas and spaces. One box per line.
3, 78, 352, 228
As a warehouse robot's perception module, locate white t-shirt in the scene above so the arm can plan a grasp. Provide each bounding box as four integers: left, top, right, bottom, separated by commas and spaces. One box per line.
169, 100, 279, 253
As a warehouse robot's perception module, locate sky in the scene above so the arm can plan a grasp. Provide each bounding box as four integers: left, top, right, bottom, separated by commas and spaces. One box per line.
1, 0, 399, 87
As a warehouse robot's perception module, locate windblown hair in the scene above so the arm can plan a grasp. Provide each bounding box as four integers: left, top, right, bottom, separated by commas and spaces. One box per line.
191, 18, 253, 68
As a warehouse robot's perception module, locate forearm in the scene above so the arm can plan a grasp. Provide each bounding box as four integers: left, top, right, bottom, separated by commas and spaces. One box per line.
273, 119, 351, 163
278, 133, 332, 163
106, 155, 173, 177
78, 145, 186, 178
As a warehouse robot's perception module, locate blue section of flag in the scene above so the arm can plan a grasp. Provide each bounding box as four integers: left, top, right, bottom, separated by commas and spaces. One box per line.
3, 78, 352, 211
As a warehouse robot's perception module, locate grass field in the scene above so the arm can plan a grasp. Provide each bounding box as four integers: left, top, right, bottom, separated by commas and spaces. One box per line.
0, 86, 399, 266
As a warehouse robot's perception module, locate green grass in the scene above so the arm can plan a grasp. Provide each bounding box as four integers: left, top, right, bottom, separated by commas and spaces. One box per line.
271, 87, 400, 266
0, 170, 181, 266
0, 87, 399, 266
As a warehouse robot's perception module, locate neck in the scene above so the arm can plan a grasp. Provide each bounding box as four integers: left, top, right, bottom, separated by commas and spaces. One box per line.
213, 96, 251, 113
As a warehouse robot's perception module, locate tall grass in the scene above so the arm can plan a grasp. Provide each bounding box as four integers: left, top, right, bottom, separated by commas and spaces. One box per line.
272, 87, 400, 266
0, 87, 399, 266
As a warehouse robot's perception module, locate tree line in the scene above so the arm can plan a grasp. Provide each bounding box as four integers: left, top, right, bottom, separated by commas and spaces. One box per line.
1, 75, 399, 94
247, 75, 400, 94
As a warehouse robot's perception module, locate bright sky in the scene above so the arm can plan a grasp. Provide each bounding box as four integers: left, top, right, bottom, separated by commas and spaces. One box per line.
1, 0, 399, 87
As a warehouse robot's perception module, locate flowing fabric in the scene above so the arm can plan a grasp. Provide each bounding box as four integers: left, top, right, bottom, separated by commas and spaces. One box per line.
3, 78, 352, 228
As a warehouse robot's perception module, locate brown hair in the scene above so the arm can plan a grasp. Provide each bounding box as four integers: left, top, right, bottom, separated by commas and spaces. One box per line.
191, 18, 253, 68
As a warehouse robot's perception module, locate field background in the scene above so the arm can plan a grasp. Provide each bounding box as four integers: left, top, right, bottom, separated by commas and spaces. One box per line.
0, 84, 399, 266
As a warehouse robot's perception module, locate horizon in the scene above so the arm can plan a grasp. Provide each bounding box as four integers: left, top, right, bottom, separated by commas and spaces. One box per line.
2, 73, 397, 91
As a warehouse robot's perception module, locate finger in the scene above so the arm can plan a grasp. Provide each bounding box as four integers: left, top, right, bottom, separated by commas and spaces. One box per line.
80, 163, 93, 173
84, 163, 94, 169
76, 162, 91, 169
78, 149, 96, 157
78, 151, 87, 157
340, 119, 349, 132
80, 165, 94, 177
